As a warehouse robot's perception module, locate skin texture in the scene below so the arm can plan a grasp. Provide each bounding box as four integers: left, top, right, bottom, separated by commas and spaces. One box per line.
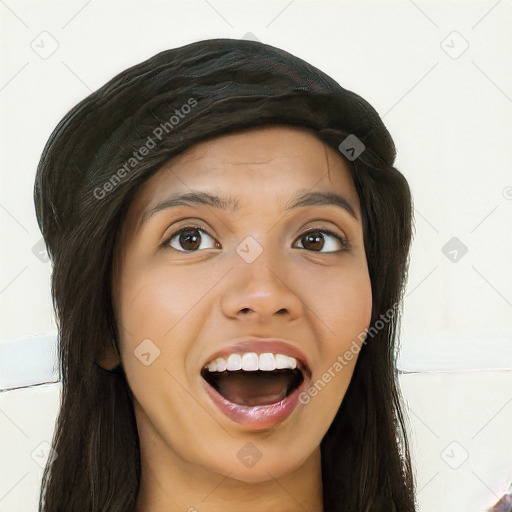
102, 125, 372, 512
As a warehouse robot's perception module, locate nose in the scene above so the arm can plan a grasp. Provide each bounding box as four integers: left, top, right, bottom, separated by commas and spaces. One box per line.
220, 244, 304, 322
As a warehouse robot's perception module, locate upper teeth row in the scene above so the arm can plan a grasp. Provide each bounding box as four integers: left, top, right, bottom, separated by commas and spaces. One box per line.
205, 352, 298, 372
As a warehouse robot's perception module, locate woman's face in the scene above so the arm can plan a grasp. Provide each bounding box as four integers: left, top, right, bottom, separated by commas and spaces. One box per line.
111, 125, 372, 484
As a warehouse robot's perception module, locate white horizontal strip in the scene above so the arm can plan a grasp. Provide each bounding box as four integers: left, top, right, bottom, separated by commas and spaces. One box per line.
1, 329, 510, 390
0, 332, 60, 391
397, 328, 512, 372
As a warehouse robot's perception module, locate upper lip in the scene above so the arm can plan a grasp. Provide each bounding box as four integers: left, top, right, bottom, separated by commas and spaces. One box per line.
201, 337, 312, 378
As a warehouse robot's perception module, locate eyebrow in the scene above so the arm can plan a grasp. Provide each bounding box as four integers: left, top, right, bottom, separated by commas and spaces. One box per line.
140, 189, 358, 225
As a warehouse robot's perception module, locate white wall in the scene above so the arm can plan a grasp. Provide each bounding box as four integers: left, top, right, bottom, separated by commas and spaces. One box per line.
1, 1, 511, 511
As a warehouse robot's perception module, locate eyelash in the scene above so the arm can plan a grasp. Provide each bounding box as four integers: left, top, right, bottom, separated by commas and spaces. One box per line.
161, 224, 350, 254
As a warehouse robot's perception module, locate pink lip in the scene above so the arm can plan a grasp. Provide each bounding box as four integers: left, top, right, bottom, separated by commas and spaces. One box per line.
201, 370, 310, 430
201, 337, 312, 377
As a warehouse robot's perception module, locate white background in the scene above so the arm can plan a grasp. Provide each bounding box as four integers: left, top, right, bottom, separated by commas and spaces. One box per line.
0, 1, 511, 511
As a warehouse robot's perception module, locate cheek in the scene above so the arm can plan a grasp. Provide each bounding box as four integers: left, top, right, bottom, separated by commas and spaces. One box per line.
117, 265, 202, 340
115, 261, 222, 388
114, 266, 206, 418
295, 263, 372, 440
310, 260, 373, 344
114, 267, 184, 383
337, 271, 372, 336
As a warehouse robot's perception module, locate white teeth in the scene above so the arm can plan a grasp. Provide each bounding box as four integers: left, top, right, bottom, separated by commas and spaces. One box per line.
275, 354, 297, 370
205, 352, 300, 372
241, 352, 259, 371
216, 357, 227, 372
206, 359, 218, 372
259, 352, 276, 371
226, 353, 242, 371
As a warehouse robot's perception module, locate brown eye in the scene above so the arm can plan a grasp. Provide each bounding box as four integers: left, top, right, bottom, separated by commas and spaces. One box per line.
302, 232, 324, 251
166, 226, 218, 252
294, 229, 349, 253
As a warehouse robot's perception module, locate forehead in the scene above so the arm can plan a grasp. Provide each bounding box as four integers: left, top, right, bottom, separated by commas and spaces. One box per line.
126, 125, 360, 225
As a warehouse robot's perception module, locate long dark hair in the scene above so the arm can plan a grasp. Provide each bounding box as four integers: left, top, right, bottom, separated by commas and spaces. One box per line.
34, 38, 417, 511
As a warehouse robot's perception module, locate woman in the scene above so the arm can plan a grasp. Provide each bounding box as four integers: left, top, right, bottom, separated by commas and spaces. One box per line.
34, 38, 417, 511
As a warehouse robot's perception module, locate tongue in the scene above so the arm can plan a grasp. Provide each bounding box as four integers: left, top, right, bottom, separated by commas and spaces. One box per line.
216, 371, 290, 406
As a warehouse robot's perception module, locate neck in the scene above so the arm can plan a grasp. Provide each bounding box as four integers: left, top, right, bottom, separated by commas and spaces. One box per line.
133, 424, 323, 512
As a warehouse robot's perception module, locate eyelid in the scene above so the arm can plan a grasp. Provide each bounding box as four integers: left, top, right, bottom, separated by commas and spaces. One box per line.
162, 222, 218, 250
160, 218, 215, 242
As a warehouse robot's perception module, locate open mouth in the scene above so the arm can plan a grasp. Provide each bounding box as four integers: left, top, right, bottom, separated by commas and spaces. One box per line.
200, 367, 305, 407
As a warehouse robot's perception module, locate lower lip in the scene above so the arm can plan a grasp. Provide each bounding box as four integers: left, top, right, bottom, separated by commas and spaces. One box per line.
201, 373, 309, 430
